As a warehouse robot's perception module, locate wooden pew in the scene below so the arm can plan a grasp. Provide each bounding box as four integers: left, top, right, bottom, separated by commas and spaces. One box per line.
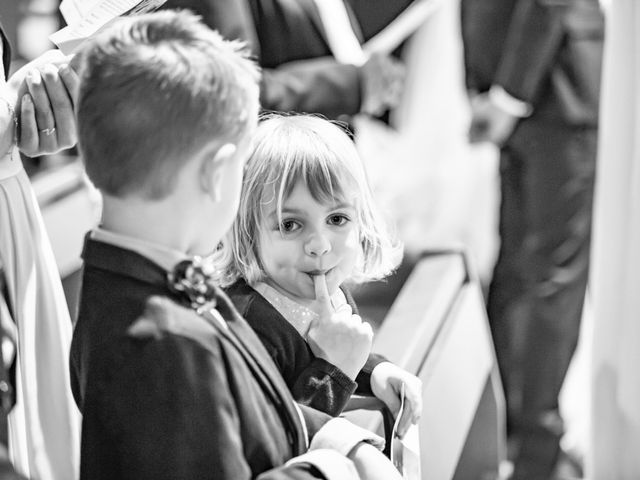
346, 250, 506, 480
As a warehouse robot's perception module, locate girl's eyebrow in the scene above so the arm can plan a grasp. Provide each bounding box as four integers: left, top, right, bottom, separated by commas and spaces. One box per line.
279, 202, 355, 215
331, 202, 355, 210
279, 207, 306, 215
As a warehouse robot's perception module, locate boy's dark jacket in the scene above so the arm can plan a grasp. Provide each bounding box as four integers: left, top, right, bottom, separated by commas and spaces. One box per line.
226, 279, 386, 417
70, 238, 334, 480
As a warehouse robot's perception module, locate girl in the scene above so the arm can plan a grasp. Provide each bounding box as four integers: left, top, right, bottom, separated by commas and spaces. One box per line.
217, 114, 422, 435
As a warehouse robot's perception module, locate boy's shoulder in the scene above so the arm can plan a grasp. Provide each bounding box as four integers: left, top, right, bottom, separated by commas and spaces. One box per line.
126, 295, 222, 347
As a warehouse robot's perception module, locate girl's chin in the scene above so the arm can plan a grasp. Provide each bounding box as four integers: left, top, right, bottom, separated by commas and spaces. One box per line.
268, 278, 314, 302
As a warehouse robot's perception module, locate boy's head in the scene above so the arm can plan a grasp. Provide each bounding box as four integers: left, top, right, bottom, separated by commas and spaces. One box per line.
216, 113, 402, 294
75, 10, 259, 201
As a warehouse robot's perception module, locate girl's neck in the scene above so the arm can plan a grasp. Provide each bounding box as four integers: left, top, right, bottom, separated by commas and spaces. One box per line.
263, 278, 319, 311
254, 281, 348, 340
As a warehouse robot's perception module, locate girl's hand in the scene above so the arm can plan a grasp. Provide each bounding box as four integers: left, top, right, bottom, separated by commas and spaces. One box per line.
370, 362, 423, 438
306, 274, 373, 380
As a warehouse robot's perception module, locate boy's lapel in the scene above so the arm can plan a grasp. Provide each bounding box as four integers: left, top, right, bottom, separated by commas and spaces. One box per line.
205, 288, 309, 453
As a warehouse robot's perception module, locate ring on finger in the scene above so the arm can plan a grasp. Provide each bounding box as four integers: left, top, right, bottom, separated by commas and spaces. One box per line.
39, 127, 56, 136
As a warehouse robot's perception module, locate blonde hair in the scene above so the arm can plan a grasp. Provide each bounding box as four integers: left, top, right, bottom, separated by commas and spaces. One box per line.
215, 113, 402, 287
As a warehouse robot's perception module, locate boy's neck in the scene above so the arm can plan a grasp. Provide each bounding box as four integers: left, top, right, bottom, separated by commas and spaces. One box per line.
100, 194, 216, 257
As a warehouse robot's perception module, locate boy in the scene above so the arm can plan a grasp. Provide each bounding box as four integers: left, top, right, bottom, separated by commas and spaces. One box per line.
69, 10, 401, 480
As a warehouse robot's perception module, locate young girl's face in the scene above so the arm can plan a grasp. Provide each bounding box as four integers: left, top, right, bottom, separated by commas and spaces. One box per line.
257, 180, 361, 305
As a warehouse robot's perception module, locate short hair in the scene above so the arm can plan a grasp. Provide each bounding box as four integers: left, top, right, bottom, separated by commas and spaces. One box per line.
75, 10, 260, 199
215, 113, 402, 287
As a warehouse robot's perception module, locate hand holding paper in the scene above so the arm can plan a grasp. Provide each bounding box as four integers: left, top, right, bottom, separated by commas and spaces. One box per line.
370, 361, 423, 437
391, 384, 422, 480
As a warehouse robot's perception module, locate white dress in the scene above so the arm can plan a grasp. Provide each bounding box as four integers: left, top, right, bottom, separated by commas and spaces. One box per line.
587, 1, 640, 477
0, 148, 80, 480
354, 0, 500, 284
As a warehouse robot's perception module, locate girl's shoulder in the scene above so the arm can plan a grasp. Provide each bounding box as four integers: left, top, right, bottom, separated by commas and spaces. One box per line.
224, 278, 262, 318
224, 279, 293, 333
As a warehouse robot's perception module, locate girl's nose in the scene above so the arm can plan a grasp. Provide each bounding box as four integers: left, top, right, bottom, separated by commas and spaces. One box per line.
304, 232, 331, 256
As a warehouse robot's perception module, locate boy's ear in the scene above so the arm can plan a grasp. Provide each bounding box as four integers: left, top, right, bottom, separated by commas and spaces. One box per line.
201, 143, 237, 202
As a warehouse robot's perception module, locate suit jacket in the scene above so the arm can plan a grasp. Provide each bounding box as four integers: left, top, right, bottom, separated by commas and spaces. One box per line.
461, 0, 605, 126
162, 0, 367, 118
226, 280, 386, 417
70, 238, 333, 480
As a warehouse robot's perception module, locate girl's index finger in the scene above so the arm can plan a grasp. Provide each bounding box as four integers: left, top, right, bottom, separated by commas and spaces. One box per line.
313, 274, 332, 316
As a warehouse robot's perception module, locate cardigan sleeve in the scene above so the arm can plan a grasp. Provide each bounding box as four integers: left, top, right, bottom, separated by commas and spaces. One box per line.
290, 357, 358, 416
256, 324, 358, 417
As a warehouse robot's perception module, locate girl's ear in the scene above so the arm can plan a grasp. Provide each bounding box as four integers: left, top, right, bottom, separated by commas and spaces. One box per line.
201, 143, 237, 202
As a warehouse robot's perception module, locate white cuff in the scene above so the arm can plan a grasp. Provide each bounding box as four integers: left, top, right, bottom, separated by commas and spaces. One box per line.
286, 449, 360, 480
310, 417, 385, 455
489, 85, 533, 118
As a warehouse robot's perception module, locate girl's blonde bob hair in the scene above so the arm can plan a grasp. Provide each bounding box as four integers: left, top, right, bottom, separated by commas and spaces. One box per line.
215, 113, 402, 287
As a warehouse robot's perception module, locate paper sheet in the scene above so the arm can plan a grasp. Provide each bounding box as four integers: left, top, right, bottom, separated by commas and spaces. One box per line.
59, 0, 104, 25
50, 0, 167, 54
390, 384, 422, 480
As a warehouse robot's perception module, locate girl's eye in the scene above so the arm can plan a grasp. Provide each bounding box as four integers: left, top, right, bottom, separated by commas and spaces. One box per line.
280, 219, 300, 232
328, 214, 349, 226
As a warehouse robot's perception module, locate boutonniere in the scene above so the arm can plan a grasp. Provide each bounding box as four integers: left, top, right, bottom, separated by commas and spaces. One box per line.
167, 256, 218, 313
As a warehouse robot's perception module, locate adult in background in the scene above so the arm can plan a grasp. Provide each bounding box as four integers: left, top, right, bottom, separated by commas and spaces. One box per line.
163, 0, 408, 120
460, 0, 605, 478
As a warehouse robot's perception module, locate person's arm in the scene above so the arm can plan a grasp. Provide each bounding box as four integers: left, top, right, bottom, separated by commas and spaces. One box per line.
290, 356, 358, 416
261, 60, 363, 118
467, 0, 568, 145
295, 405, 401, 480
369, 362, 422, 438
354, 353, 387, 396
493, 0, 567, 106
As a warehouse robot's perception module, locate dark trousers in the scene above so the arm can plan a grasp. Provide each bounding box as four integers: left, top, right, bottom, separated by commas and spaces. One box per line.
487, 117, 597, 479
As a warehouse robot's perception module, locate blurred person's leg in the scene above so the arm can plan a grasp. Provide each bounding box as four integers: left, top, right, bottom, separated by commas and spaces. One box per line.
504, 118, 596, 480
486, 144, 528, 437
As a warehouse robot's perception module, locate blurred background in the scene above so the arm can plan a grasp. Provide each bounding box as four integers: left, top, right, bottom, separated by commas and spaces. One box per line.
3, 1, 630, 479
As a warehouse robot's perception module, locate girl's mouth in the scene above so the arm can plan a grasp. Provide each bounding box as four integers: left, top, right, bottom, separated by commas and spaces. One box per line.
306, 268, 330, 277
